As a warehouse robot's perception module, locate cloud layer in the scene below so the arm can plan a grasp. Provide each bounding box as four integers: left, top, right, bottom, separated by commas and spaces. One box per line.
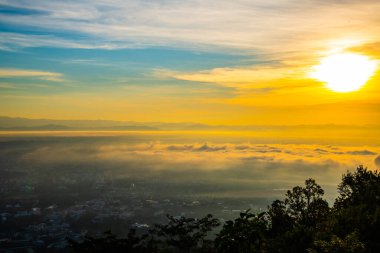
17, 138, 379, 200
0, 127, 378, 205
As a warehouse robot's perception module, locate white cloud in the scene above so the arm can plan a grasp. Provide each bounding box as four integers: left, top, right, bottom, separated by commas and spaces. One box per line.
0, 32, 127, 51
0, 0, 380, 57
152, 65, 309, 88
0, 68, 64, 82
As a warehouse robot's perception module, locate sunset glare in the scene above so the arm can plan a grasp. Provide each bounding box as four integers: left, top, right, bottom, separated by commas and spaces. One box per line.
311, 53, 378, 92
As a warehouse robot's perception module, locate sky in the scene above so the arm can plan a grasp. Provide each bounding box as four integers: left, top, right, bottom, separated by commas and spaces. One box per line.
0, 0, 380, 126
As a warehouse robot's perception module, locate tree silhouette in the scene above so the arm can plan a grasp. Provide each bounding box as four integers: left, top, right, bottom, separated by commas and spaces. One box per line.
215, 210, 267, 253
331, 166, 380, 252
151, 214, 220, 253
68, 229, 149, 253
308, 232, 365, 253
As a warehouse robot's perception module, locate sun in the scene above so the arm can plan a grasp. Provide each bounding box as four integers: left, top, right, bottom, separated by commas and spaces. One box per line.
311, 53, 377, 92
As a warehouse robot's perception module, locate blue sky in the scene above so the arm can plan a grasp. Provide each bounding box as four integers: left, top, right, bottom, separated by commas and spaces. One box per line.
0, 46, 250, 92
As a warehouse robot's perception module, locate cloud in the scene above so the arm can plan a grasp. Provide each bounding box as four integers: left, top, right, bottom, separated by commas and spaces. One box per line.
1, 136, 376, 201
345, 150, 377, 155
1, 0, 380, 58
0, 68, 64, 82
314, 148, 329, 153
375, 155, 380, 168
348, 41, 380, 58
152, 66, 308, 89
0, 83, 16, 89
0, 32, 128, 51
166, 145, 194, 151
235, 145, 251, 150
195, 144, 226, 152
166, 144, 226, 152
20, 141, 379, 173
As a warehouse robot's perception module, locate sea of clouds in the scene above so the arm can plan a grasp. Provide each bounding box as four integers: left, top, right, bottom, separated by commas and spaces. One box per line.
5, 134, 376, 201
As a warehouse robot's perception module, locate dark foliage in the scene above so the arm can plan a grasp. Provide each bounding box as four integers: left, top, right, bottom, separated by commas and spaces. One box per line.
331, 166, 380, 253
68, 229, 150, 253
214, 210, 267, 253
69, 166, 380, 253
151, 214, 220, 252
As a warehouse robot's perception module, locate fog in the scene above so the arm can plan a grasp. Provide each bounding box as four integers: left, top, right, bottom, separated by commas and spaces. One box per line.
2, 131, 379, 204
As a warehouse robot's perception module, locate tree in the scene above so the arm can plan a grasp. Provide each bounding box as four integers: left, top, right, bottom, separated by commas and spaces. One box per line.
308, 232, 365, 253
332, 166, 380, 252
151, 214, 220, 253
267, 200, 293, 236
266, 179, 329, 253
68, 229, 149, 253
215, 210, 268, 253
335, 166, 380, 209
284, 179, 329, 226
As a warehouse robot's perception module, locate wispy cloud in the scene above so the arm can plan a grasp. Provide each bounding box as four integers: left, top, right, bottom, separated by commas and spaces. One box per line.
0, 68, 64, 82
153, 64, 310, 89
1, 0, 380, 57
0, 82, 16, 89
0, 32, 127, 51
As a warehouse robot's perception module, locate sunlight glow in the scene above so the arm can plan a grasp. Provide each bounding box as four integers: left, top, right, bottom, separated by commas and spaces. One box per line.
311, 53, 377, 92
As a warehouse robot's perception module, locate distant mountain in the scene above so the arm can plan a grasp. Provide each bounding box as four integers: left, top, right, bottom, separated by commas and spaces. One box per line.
0, 116, 379, 132
0, 116, 215, 131
0, 124, 71, 131
0, 116, 160, 131
103, 126, 158, 131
